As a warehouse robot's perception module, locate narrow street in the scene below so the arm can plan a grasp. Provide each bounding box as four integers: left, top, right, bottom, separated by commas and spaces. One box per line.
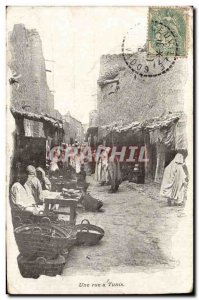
6, 9, 193, 295
63, 176, 185, 275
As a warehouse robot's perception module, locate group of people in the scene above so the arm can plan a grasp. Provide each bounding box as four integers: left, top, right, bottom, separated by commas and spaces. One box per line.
95, 149, 189, 203
47, 141, 90, 177
10, 165, 51, 213
71, 143, 189, 204
47, 141, 121, 194
51, 142, 122, 194
10, 149, 189, 211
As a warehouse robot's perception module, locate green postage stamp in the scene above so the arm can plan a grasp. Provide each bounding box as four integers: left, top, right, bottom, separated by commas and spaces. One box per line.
148, 7, 188, 57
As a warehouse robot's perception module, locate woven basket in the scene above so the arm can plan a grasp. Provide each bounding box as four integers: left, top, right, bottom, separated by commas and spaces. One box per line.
17, 254, 66, 278
14, 218, 76, 260
11, 207, 57, 229
75, 219, 104, 246
52, 219, 77, 250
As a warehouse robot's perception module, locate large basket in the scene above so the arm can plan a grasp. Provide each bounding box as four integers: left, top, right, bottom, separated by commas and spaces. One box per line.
47, 218, 77, 251
17, 254, 66, 278
14, 218, 77, 260
12, 209, 58, 229
52, 219, 77, 251
75, 219, 104, 246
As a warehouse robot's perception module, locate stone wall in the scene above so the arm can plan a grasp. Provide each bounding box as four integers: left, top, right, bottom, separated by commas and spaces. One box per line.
97, 54, 187, 126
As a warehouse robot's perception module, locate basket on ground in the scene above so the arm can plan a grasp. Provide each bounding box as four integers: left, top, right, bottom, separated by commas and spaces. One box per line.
17, 254, 66, 278
14, 218, 77, 259
75, 219, 104, 246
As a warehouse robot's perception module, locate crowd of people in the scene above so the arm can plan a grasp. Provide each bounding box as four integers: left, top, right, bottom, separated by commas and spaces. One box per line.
47, 142, 123, 194
10, 138, 189, 212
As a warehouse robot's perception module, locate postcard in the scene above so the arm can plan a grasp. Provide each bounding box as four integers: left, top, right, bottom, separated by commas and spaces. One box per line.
6, 6, 193, 294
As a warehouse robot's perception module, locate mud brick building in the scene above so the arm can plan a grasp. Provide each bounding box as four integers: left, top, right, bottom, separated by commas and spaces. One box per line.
97, 53, 186, 126
8, 24, 64, 183
7, 24, 62, 138
62, 111, 84, 144
95, 53, 187, 183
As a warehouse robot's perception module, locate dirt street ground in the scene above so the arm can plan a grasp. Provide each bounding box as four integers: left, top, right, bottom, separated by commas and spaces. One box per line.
63, 176, 186, 276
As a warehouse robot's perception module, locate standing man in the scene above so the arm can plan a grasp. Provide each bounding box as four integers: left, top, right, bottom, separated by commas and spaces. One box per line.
107, 156, 122, 193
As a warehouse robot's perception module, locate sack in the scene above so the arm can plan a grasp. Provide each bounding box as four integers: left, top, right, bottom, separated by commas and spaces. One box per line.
82, 193, 103, 212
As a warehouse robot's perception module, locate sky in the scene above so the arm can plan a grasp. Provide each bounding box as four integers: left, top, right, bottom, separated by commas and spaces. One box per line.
7, 6, 147, 123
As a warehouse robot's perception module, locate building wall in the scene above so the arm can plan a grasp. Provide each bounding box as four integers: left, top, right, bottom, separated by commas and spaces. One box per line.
89, 109, 99, 127
62, 120, 70, 144
97, 54, 187, 126
52, 109, 62, 121
82, 123, 89, 135
8, 24, 59, 118
63, 112, 84, 144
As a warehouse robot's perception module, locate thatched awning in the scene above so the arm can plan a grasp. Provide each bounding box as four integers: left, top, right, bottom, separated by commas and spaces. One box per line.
10, 107, 63, 129
143, 113, 180, 131
98, 112, 186, 149
99, 112, 182, 135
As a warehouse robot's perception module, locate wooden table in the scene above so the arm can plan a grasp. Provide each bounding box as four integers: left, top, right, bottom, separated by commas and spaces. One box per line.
44, 192, 78, 224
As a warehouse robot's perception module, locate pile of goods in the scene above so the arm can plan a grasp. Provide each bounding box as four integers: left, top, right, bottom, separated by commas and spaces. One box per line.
61, 187, 103, 212
51, 177, 90, 192
61, 188, 82, 200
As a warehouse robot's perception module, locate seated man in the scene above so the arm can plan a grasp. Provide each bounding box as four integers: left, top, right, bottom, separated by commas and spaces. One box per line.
10, 181, 43, 215
10, 181, 34, 209
24, 165, 44, 205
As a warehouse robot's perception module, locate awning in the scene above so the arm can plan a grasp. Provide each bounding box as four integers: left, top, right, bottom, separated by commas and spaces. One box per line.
143, 113, 180, 130
98, 112, 186, 149
99, 113, 180, 134
10, 107, 63, 129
